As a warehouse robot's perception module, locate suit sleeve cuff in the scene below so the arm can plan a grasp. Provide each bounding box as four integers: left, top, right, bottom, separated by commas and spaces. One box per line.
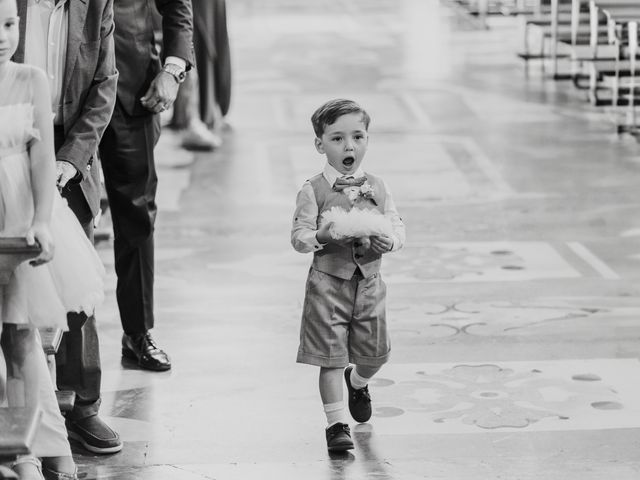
165, 56, 186, 71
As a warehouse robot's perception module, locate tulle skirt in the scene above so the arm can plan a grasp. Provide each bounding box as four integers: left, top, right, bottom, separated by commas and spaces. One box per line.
0, 148, 104, 328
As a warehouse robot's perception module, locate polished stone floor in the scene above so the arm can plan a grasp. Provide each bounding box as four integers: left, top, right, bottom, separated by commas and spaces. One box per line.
77, 0, 640, 478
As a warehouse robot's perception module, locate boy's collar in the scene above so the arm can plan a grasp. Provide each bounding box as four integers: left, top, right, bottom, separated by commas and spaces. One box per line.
322, 163, 365, 187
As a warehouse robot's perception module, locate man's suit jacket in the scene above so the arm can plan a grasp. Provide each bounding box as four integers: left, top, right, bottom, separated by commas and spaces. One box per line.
113, 0, 193, 117
14, 0, 118, 218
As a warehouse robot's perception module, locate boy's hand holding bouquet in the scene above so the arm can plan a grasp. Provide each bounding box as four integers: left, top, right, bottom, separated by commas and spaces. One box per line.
317, 180, 394, 255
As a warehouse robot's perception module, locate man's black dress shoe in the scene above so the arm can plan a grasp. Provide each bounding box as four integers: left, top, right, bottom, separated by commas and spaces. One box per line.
122, 331, 171, 371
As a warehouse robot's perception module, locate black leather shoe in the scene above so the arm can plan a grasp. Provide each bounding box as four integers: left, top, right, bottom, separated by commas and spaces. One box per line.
344, 366, 372, 423
122, 331, 171, 371
325, 422, 354, 452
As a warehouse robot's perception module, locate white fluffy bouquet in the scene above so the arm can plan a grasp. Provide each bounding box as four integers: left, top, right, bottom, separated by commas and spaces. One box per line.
321, 206, 394, 241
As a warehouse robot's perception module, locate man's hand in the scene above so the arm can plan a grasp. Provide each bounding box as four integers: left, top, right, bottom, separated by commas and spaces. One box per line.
26, 221, 54, 266
56, 160, 78, 189
140, 70, 180, 114
370, 235, 393, 254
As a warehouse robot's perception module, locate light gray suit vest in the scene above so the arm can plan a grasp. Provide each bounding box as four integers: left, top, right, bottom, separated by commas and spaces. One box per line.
310, 173, 386, 280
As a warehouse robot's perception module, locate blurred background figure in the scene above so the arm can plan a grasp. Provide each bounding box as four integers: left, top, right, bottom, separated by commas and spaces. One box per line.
170, 0, 232, 151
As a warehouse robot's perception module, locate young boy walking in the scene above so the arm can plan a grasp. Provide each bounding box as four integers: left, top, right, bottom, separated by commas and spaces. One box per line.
291, 98, 405, 452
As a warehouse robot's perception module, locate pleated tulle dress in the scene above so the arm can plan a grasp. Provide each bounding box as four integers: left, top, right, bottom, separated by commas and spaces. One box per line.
0, 62, 105, 329
0, 62, 105, 457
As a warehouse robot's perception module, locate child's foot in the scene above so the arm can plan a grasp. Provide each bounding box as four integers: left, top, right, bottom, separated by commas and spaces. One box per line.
344, 366, 372, 423
325, 422, 354, 452
41, 465, 79, 480
11, 455, 43, 480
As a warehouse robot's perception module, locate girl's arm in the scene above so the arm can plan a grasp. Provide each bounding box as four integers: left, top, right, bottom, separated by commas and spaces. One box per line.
26, 66, 56, 265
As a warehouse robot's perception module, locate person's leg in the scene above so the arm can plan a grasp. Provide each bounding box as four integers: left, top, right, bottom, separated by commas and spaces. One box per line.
175, 0, 221, 151
178, 70, 222, 151
32, 330, 76, 477
100, 103, 170, 371
193, 0, 216, 128
55, 312, 121, 455
352, 365, 382, 385
101, 105, 158, 334
0, 314, 6, 403
56, 186, 101, 418
2, 327, 76, 477
56, 312, 100, 419
2, 325, 44, 480
346, 272, 390, 423
2, 325, 39, 409
296, 269, 355, 451
55, 181, 122, 454
319, 366, 347, 425
320, 366, 353, 452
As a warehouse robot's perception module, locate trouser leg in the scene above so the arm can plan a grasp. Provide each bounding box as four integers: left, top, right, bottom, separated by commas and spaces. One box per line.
100, 103, 160, 335
55, 130, 102, 420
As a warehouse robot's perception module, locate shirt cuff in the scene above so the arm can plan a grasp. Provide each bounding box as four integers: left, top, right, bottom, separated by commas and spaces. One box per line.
310, 234, 325, 251
165, 56, 186, 71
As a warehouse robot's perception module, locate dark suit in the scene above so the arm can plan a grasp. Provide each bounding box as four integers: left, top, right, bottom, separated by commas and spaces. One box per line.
14, 0, 118, 420
99, 0, 193, 335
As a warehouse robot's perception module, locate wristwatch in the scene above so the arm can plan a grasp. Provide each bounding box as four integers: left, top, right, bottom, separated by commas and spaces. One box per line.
162, 63, 186, 84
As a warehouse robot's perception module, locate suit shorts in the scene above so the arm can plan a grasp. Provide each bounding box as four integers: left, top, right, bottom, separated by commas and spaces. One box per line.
297, 268, 390, 368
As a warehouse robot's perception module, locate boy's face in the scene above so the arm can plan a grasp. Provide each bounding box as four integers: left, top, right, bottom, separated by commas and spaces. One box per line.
315, 112, 369, 175
0, 0, 18, 65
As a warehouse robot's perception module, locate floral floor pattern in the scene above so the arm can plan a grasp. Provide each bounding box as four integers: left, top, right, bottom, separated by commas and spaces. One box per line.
371, 359, 640, 434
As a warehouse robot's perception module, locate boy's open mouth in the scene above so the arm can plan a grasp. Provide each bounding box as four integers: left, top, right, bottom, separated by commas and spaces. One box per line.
342, 156, 355, 167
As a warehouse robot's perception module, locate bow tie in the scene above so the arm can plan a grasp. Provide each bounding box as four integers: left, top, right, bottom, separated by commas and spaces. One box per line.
332, 175, 367, 192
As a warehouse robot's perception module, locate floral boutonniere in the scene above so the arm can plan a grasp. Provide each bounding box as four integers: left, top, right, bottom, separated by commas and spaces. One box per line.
345, 182, 377, 205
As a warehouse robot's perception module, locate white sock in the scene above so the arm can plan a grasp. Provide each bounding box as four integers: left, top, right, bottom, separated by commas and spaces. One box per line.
350, 368, 370, 389
323, 401, 347, 427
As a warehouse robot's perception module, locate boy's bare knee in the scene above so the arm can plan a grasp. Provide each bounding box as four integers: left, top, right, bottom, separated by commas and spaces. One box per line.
355, 364, 381, 379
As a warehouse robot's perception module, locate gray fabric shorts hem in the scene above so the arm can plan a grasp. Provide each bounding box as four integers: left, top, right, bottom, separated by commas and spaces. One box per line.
296, 351, 349, 368
349, 350, 391, 367
296, 350, 391, 368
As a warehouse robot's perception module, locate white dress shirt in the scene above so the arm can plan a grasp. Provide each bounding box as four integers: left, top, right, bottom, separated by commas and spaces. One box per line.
24, 0, 68, 124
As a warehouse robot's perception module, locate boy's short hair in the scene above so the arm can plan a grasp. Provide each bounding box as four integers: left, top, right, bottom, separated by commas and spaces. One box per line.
311, 99, 371, 138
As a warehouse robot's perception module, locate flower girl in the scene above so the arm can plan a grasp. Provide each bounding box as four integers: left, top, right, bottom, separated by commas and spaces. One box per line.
0, 0, 105, 477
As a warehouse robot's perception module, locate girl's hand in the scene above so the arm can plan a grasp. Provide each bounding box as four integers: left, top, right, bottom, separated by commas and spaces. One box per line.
370, 235, 393, 254
26, 222, 54, 266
